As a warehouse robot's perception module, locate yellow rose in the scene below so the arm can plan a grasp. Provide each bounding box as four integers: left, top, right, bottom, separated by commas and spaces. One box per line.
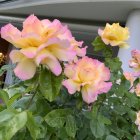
98, 23, 129, 48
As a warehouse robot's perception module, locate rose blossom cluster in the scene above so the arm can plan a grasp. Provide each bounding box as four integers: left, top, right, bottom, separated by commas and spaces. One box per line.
1, 17, 130, 104
62, 23, 129, 103
1, 14, 86, 80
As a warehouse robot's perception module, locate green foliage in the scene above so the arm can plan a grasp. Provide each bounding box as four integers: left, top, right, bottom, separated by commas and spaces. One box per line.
92, 36, 113, 58
0, 110, 27, 140
45, 109, 71, 128
39, 68, 63, 102
106, 135, 119, 140
0, 65, 13, 76
0, 89, 9, 106
26, 112, 42, 139
90, 118, 105, 138
65, 115, 77, 138
105, 57, 122, 72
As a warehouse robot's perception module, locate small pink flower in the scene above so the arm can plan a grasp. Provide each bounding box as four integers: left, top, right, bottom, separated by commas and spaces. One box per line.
124, 72, 135, 86
129, 50, 140, 71
124, 71, 140, 93
63, 56, 112, 104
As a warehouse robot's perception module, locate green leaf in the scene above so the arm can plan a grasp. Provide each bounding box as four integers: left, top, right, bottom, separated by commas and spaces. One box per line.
45, 109, 71, 128
0, 69, 5, 76
12, 96, 32, 110
11, 128, 26, 140
90, 119, 105, 138
98, 114, 111, 125
134, 135, 140, 140
0, 109, 15, 123
57, 127, 69, 139
128, 110, 136, 121
7, 93, 22, 107
39, 68, 63, 102
105, 57, 122, 72
92, 36, 113, 57
0, 111, 27, 140
77, 125, 88, 140
114, 105, 129, 115
106, 135, 119, 140
0, 89, 9, 105
82, 111, 92, 120
126, 92, 138, 107
65, 115, 77, 138
26, 112, 41, 140
92, 36, 106, 52
91, 105, 99, 119
103, 47, 113, 58
1, 65, 12, 71
0, 65, 12, 76
36, 99, 51, 116
5, 86, 25, 98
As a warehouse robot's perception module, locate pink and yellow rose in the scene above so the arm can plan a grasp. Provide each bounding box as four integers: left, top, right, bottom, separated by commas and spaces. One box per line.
63, 56, 112, 104
129, 50, 140, 71
98, 23, 129, 48
124, 71, 140, 93
1, 15, 86, 80
124, 72, 135, 86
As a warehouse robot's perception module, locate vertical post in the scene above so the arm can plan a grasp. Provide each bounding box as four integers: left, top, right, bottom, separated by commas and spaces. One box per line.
118, 10, 140, 72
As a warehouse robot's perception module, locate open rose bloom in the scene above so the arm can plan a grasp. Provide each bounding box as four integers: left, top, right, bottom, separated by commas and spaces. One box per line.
63, 56, 112, 104
1, 15, 86, 80
98, 23, 129, 48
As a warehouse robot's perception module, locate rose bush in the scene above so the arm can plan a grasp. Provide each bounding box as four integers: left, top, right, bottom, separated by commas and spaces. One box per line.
0, 15, 140, 140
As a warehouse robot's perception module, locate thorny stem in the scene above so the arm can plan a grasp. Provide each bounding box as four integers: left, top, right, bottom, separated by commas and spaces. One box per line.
26, 91, 38, 109
128, 85, 134, 92
26, 82, 39, 109
26, 67, 41, 109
